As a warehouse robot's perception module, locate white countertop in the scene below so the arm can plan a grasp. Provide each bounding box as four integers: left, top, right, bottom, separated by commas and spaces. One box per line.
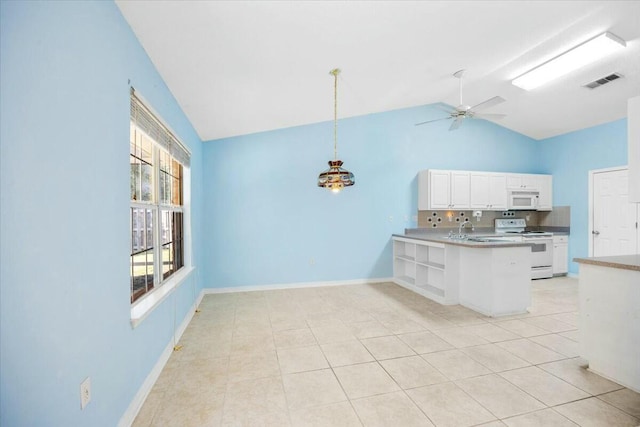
393, 232, 534, 249
574, 254, 640, 272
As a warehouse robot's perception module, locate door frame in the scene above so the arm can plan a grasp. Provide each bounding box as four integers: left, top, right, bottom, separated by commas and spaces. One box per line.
588, 165, 628, 257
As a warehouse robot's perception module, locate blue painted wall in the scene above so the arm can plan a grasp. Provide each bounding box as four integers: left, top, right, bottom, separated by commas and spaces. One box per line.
538, 119, 628, 274
202, 105, 541, 288
0, 1, 631, 425
0, 2, 203, 426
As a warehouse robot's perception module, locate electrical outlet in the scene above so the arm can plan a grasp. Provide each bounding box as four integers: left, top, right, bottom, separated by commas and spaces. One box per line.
80, 377, 91, 410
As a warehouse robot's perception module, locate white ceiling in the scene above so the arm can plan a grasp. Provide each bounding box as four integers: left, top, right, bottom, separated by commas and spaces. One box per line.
116, 1, 640, 141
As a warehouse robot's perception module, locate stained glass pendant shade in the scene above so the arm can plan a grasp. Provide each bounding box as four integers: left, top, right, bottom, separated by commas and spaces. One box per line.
317, 69, 355, 193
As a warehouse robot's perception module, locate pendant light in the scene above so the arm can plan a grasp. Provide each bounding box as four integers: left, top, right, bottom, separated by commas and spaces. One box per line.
317, 68, 355, 193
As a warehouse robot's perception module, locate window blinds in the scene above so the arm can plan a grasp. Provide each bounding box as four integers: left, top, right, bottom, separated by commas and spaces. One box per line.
130, 88, 191, 167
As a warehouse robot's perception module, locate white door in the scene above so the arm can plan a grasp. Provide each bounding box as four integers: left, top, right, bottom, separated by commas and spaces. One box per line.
592, 168, 639, 256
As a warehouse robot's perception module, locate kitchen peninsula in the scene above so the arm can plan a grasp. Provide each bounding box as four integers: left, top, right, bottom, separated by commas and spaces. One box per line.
574, 255, 640, 392
392, 230, 532, 317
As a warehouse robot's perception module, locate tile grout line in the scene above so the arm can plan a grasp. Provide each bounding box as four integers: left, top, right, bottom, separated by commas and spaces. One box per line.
137, 280, 640, 427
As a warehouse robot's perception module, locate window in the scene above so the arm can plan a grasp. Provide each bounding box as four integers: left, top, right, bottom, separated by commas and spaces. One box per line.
130, 89, 190, 304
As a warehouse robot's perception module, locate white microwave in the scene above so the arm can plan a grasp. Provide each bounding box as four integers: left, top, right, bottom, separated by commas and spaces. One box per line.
508, 190, 539, 210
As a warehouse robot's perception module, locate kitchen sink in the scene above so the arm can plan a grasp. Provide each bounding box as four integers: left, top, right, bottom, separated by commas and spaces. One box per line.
466, 237, 510, 243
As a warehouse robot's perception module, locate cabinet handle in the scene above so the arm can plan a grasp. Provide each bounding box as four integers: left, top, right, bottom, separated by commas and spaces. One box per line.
592, 230, 600, 235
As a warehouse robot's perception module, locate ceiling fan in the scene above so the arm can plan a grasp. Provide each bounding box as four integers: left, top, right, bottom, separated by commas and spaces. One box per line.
416, 70, 506, 131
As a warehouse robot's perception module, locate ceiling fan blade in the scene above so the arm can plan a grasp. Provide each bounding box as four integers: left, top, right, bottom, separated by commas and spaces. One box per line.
470, 96, 505, 112
473, 113, 507, 120
449, 116, 464, 131
415, 117, 451, 126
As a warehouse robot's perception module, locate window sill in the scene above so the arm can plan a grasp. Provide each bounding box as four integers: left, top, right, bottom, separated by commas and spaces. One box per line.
130, 266, 195, 328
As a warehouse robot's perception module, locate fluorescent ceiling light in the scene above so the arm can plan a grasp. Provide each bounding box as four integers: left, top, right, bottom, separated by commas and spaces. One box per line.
512, 32, 626, 91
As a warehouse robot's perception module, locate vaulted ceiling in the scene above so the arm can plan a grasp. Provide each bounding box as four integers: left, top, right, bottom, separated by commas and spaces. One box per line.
116, 1, 640, 141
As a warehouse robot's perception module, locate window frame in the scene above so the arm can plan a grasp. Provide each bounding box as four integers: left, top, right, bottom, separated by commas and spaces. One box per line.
129, 89, 192, 326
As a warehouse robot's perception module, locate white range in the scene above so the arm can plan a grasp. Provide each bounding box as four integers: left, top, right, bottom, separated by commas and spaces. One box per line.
494, 218, 554, 279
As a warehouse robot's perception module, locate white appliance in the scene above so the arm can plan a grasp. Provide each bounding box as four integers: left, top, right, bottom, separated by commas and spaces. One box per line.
508, 190, 540, 210
495, 218, 553, 279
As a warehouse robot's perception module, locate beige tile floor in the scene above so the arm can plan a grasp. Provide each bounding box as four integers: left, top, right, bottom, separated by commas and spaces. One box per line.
133, 277, 640, 427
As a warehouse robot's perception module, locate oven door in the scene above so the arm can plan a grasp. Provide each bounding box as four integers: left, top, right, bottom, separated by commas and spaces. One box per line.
525, 237, 553, 279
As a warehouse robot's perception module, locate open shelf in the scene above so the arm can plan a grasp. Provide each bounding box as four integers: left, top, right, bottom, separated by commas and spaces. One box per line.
393, 237, 452, 305
395, 275, 416, 286
417, 283, 445, 298
393, 240, 416, 261
416, 261, 445, 270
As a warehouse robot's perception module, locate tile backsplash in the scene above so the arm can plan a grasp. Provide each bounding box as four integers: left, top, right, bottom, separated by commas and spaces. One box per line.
417, 206, 570, 229
538, 206, 571, 227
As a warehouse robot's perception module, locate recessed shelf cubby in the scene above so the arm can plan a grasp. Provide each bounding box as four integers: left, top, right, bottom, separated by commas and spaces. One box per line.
392, 237, 453, 305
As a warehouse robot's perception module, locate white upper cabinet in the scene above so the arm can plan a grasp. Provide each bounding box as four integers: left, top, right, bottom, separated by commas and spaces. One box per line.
469, 172, 507, 210
418, 170, 470, 210
420, 170, 550, 211
506, 174, 539, 190
424, 170, 450, 209
450, 171, 471, 209
536, 175, 553, 211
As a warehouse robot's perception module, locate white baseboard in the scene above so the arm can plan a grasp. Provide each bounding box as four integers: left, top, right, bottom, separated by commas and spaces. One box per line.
202, 277, 394, 294
118, 290, 204, 427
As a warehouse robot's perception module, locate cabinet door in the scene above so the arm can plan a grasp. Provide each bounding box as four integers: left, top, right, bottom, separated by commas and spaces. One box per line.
521, 174, 539, 189
537, 175, 553, 211
553, 243, 568, 274
429, 170, 451, 209
469, 173, 490, 209
488, 174, 507, 209
507, 173, 539, 190
506, 174, 522, 189
450, 171, 470, 209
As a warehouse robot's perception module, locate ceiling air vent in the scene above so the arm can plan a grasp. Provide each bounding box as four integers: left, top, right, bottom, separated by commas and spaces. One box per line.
584, 73, 623, 89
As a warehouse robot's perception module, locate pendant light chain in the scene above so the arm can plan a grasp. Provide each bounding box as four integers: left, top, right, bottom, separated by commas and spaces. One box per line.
331, 68, 340, 161
316, 67, 354, 192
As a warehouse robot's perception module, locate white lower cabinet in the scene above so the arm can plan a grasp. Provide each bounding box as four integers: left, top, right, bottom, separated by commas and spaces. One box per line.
553, 235, 569, 275
393, 237, 456, 305
455, 245, 531, 317
392, 236, 532, 316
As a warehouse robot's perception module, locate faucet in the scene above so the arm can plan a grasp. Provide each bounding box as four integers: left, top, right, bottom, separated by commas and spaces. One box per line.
458, 221, 474, 238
